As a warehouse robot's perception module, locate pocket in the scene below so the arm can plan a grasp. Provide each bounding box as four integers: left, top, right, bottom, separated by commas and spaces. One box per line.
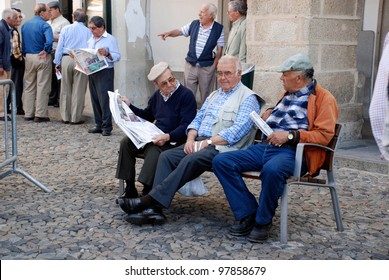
220, 106, 237, 126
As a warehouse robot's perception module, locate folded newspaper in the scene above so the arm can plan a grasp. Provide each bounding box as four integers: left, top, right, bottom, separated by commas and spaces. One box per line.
249, 111, 274, 136
108, 90, 164, 149
66, 48, 108, 75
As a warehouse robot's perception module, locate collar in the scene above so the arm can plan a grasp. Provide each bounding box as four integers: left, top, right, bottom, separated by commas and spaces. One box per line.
219, 81, 242, 95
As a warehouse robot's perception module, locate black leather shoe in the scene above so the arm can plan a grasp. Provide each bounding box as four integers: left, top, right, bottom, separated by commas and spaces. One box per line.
247, 222, 272, 242
34, 117, 50, 122
0, 116, 11, 121
88, 127, 102, 133
102, 131, 111, 136
116, 197, 148, 214
125, 208, 166, 225
24, 117, 34, 121
229, 213, 255, 236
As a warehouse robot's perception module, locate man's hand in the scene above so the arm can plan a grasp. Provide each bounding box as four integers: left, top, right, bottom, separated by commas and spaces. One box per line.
261, 108, 273, 121
152, 133, 170, 146
267, 130, 288, 147
120, 95, 130, 106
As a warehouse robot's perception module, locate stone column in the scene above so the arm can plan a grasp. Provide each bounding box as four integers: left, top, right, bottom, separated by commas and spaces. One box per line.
247, 0, 363, 139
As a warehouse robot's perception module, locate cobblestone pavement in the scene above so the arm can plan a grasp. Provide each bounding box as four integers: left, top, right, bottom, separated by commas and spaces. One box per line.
1, 109, 389, 260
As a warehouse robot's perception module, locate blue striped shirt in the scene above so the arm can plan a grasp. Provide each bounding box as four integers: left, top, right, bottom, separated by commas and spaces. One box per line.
181, 21, 224, 58
187, 82, 260, 146
266, 82, 314, 132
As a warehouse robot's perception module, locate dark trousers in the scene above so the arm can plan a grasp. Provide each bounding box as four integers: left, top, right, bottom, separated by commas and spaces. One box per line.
48, 61, 59, 105
89, 68, 114, 132
8, 61, 25, 113
149, 142, 218, 208
116, 136, 175, 188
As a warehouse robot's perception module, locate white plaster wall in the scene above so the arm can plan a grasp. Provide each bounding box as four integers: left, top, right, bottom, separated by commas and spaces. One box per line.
149, 0, 219, 72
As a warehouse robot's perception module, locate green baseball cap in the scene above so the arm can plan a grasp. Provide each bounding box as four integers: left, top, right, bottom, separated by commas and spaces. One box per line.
277, 53, 313, 72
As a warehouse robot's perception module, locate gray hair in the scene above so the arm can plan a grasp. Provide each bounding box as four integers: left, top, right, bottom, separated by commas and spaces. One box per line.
228, 0, 247, 16
219, 55, 242, 75
206, 3, 218, 19
34, 3, 47, 16
73, 9, 87, 23
300, 68, 314, 81
2, 8, 17, 20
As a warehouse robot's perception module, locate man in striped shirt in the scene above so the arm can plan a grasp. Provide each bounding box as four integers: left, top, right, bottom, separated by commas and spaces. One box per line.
158, 3, 224, 105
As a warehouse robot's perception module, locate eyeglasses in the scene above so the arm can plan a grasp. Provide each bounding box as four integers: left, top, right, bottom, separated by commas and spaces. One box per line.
158, 76, 176, 87
216, 71, 237, 78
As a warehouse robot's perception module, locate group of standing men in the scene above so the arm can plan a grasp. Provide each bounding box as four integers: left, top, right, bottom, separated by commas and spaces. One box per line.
1, 2, 120, 137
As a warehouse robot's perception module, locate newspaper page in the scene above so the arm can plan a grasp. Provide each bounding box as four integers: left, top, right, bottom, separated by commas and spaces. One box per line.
66, 48, 108, 75
108, 90, 164, 149
249, 111, 274, 136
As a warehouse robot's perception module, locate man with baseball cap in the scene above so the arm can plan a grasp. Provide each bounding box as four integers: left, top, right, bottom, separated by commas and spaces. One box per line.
116, 62, 197, 208
212, 53, 339, 242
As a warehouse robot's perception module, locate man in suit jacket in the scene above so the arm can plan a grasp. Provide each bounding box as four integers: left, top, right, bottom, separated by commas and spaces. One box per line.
224, 0, 247, 63
0, 8, 18, 121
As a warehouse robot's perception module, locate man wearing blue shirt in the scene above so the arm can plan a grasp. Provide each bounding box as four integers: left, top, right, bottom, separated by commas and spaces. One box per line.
87, 16, 121, 136
54, 9, 91, 124
21, 3, 54, 122
117, 55, 264, 225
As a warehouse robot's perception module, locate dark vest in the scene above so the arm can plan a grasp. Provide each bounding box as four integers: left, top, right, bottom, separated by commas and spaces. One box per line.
185, 20, 223, 67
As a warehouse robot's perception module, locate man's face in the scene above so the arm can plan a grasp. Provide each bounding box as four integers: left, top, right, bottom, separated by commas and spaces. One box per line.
217, 61, 241, 92
89, 22, 105, 38
40, 5, 51, 21
15, 12, 23, 27
154, 69, 177, 96
49, 7, 60, 20
227, 7, 239, 22
6, 13, 18, 27
198, 5, 213, 26
280, 71, 302, 93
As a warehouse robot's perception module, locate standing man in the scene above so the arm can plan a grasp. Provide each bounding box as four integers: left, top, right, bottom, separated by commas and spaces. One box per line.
116, 62, 197, 200
87, 16, 120, 136
47, 1, 70, 107
21, 3, 54, 122
54, 9, 91, 124
224, 0, 247, 63
212, 53, 338, 242
158, 3, 224, 105
8, 8, 25, 116
117, 55, 264, 225
0, 8, 18, 121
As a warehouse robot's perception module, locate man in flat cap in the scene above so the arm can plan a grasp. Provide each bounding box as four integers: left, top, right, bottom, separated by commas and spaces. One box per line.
116, 62, 197, 209
117, 55, 264, 225
211, 53, 338, 242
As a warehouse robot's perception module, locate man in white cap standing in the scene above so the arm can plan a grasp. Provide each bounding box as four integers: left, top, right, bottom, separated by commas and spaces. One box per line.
116, 62, 197, 204
212, 53, 338, 242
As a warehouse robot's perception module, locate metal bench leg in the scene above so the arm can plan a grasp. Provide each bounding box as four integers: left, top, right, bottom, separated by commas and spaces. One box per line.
329, 186, 344, 231
280, 183, 288, 244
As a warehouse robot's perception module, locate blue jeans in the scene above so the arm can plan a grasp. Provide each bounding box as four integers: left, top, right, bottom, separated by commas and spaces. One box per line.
213, 143, 296, 225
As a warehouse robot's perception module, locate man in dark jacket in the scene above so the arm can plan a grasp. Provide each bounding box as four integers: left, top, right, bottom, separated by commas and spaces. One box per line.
0, 8, 17, 121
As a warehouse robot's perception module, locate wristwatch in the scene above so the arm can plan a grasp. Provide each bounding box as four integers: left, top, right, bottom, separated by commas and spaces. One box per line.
287, 131, 294, 142
206, 139, 213, 145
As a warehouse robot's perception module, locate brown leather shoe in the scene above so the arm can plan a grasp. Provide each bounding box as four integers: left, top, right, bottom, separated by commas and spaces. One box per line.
34, 117, 50, 122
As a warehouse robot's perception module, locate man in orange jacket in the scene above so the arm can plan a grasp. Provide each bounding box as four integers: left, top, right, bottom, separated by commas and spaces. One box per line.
212, 53, 338, 242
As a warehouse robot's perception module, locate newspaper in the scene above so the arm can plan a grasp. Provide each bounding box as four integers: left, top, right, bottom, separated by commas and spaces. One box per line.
108, 90, 165, 149
249, 111, 274, 136
66, 48, 108, 75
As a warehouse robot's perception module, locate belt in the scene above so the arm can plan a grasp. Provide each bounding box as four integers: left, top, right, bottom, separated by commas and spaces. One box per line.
261, 139, 296, 149
62, 54, 69, 56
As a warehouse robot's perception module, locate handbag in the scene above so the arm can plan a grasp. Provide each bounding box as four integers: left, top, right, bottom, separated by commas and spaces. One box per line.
178, 177, 208, 197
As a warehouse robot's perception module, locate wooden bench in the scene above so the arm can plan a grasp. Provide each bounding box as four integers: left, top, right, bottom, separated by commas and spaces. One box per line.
119, 124, 344, 244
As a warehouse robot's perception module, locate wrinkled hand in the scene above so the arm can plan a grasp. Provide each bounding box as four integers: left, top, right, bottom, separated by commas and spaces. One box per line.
267, 130, 288, 147
120, 95, 130, 106
152, 134, 169, 146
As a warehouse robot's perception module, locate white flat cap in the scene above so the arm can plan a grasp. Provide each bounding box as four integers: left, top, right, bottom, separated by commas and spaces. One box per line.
147, 62, 169, 81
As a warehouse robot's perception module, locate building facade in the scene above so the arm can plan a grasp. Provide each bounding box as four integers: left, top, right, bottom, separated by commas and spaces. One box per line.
1, 0, 388, 141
